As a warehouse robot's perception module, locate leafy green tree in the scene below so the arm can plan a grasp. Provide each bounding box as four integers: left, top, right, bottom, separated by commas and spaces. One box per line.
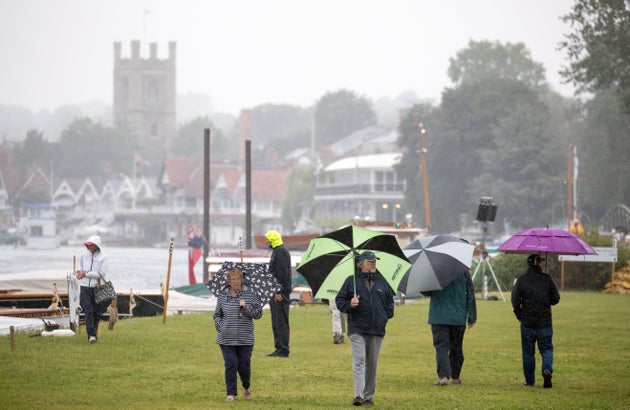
281, 165, 316, 230
576, 89, 630, 221
560, 0, 630, 112
401, 40, 569, 233
12, 129, 51, 167
448, 40, 548, 92
428, 78, 565, 233
174, 116, 233, 159
54, 117, 132, 177
466, 88, 566, 229
314, 89, 377, 146
238, 104, 311, 163
249, 104, 310, 143
393, 104, 437, 227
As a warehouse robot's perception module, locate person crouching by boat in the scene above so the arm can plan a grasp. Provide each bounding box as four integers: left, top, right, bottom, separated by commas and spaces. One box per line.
213, 268, 263, 401
76, 235, 111, 344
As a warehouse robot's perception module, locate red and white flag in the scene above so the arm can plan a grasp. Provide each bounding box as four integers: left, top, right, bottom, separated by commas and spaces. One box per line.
134, 153, 150, 167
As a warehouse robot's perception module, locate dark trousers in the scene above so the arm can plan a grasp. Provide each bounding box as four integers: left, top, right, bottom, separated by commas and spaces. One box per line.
520, 325, 554, 385
80, 286, 105, 339
219, 344, 253, 396
270, 298, 290, 355
431, 324, 466, 379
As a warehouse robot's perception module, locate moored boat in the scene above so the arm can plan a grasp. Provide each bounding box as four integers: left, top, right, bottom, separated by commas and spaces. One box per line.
0, 271, 164, 317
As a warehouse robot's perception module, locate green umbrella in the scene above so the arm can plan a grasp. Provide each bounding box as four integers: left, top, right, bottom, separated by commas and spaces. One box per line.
296, 225, 411, 299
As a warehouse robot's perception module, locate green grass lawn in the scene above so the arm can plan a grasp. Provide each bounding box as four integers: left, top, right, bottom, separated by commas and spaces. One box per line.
2, 292, 629, 409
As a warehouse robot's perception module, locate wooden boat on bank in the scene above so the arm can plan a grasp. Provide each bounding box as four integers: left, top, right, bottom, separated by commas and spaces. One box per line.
0, 271, 164, 317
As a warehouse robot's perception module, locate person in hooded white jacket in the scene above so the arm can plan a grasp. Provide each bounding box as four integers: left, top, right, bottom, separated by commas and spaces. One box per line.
76, 235, 111, 344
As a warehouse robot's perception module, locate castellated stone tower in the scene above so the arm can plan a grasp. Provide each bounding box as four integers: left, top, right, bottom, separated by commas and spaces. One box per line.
113, 40, 176, 157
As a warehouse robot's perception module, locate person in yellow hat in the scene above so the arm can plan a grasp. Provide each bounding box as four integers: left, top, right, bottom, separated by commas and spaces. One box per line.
264, 230, 292, 357
569, 218, 584, 236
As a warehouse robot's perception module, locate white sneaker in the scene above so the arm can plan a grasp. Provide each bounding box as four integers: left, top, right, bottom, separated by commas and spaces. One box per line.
88, 336, 97, 344
434, 377, 448, 386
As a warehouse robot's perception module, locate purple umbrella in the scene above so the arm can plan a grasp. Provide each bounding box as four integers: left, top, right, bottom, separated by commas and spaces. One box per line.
497, 227, 597, 255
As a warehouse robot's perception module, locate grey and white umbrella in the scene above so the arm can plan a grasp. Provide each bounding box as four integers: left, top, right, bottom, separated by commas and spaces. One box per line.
398, 235, 475, 294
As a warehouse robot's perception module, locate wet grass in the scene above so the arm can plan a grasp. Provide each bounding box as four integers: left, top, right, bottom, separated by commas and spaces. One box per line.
1, 292, 629, 409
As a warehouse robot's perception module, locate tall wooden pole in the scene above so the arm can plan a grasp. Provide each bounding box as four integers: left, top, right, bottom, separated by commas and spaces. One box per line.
420, 125, 431, 233
203, 128, 211, 283
245, 140, 252, 249
162, 238, 174, 324
567, 145, 573, 230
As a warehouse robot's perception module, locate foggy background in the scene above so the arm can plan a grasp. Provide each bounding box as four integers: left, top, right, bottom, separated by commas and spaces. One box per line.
1, 0, 575, 126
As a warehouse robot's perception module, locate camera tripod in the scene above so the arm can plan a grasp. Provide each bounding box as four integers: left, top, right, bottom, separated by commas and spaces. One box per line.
471, 250, 505, 301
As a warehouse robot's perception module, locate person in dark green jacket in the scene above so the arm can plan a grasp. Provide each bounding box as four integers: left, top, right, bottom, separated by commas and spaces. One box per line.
423, 271, 476, 386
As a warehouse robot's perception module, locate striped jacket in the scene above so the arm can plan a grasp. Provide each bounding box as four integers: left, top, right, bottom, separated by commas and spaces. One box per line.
213, 286, 262, 346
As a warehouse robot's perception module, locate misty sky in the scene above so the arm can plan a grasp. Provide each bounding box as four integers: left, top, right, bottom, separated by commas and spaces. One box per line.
0, 0, 576, 116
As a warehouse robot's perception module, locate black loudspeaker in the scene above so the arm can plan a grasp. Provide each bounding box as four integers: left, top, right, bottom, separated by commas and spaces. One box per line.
486, 204, 497, 222
476, 204, 497, 222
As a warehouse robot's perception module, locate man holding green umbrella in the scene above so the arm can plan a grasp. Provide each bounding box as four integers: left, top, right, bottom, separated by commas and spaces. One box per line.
336, 251, 395, 407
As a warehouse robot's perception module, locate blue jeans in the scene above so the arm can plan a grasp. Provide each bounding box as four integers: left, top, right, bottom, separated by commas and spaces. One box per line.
219, 344, 253, 396
431, 324, 466, 379
520, 324, 554, 385
80, 286, 105, 339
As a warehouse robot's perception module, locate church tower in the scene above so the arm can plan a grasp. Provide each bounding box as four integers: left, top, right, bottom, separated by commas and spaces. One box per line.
113, 40, 176, 157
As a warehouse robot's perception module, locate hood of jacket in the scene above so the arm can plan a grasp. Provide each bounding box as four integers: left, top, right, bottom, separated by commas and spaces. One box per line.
265, 230, 283, 248
85, 235, 103, 251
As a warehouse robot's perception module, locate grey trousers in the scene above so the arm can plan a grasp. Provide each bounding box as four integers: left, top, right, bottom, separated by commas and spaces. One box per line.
349, 333, 383, 400
329, 298, 347, 336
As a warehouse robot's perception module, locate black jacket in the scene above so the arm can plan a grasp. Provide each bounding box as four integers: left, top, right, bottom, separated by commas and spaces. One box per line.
269, 244, 292, 298
336, 270, 394, 337
511, 265, 560, 328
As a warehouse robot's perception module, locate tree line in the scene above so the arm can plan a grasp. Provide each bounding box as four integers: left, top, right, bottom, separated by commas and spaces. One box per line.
4, 0, 629, 237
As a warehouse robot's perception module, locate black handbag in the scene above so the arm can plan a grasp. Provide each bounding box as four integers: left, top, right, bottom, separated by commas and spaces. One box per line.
95, 272, 117, 304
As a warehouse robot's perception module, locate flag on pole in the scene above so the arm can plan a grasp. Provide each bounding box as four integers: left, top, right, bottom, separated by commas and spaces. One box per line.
134, 153, 150, 167
187, 227, 205, 284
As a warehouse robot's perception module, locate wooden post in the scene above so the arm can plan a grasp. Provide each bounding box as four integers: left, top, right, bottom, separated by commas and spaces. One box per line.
245, 140, 252, 248
419, 125, 431, 233
162, 238, 174, 324
567, 145, 573, 230
71, 255, 77, 332
203, 128, 211, 283
560, 260, 565, 291
10, 326, 15, 350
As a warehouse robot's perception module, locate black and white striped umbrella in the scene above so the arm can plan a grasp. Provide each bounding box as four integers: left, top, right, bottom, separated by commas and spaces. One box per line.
398, 235, 474, 294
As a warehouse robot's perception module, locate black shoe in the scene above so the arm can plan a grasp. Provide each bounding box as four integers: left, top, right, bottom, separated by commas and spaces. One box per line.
542, 371, 552, 388
267, 351, 289, 358
363, 398, 374, 406
352, 397, 364, 406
